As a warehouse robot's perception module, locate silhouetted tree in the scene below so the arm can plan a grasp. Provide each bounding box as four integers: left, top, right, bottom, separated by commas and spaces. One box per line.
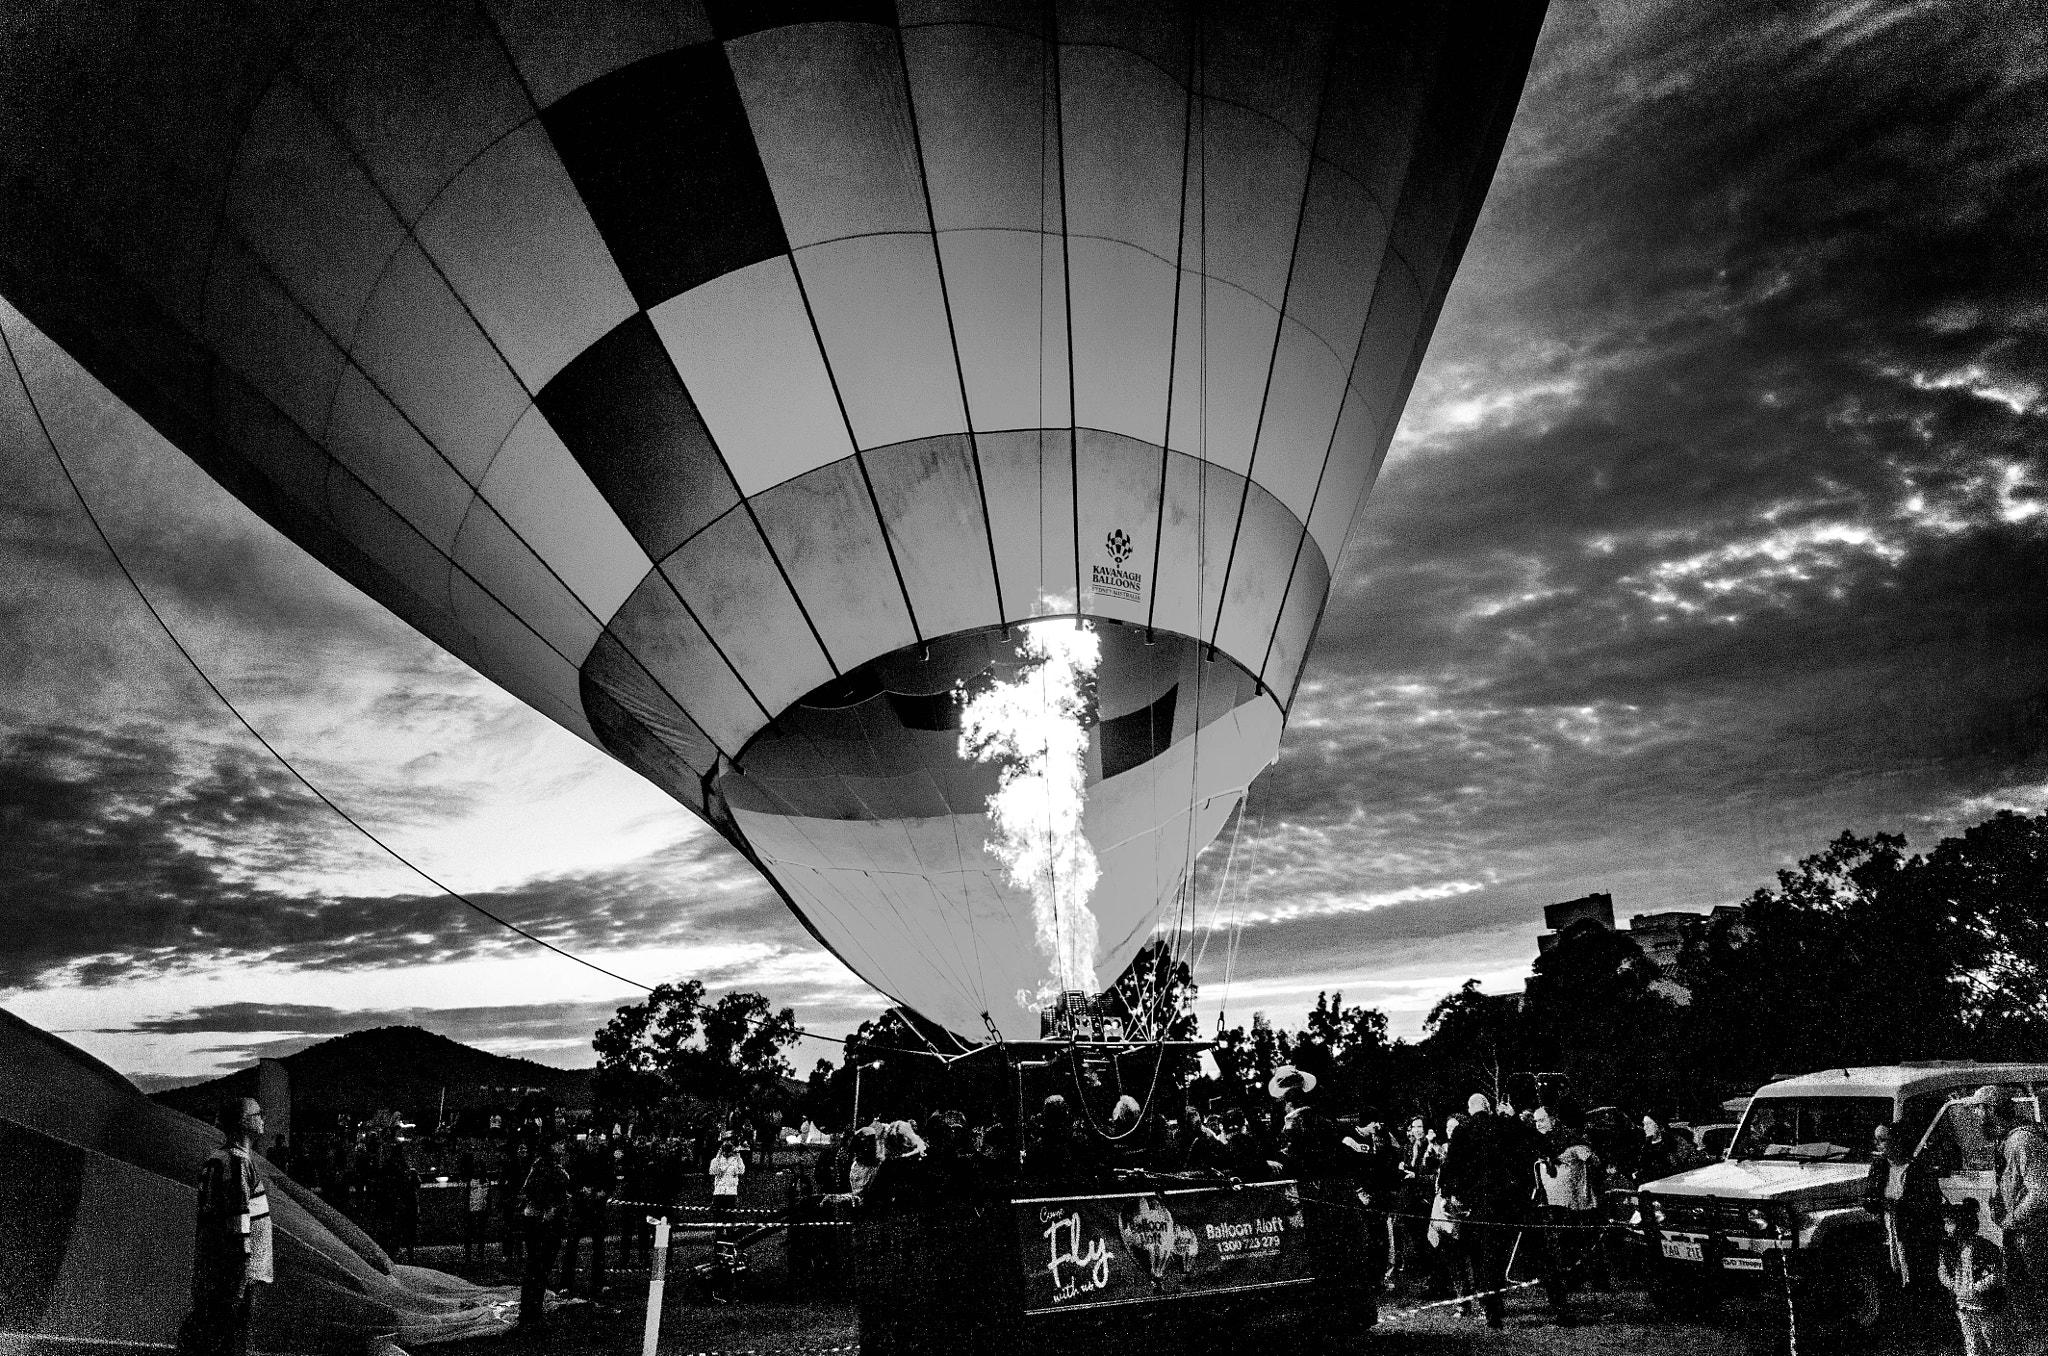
1418, 980, 1528, 1106
1295, 991, 1392, 1113
592, 982, 799, 1125
1524, 924, 1681, 1107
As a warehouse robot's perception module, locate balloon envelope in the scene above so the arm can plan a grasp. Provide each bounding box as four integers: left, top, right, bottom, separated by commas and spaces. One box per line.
0, 0, 1543, 1038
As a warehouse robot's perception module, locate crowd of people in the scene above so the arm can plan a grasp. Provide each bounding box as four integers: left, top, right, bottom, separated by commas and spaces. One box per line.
254, 1071, 2048, 1352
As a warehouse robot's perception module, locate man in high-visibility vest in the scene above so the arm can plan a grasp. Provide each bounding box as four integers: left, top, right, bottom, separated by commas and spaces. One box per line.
186, 1097, 272, 1356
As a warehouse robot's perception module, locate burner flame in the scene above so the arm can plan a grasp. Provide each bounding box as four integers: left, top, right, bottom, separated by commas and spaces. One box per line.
961, 616, 1101, 1004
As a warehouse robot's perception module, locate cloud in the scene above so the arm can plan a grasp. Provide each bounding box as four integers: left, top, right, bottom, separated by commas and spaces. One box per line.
0, 721, 795, 992
1143, 1, 2048, 1032
1251, 0, 2048, 921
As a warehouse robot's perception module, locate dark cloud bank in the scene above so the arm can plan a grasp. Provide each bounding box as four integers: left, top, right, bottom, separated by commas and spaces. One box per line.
1221, 0, 2048, 982
0, 723, 792, 993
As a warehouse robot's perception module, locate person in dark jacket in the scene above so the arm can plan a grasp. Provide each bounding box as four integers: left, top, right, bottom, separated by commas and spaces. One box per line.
498, 1143, 530, 1271
1636, 1108, 1703, 1184
923, 1110, 991, 1201
861, 1121, 931, 1214
381, 1138, 419, 1263
559, 1138, 616, 1298
517, 1138, 571, 1333
185, 1098, 272, 1356
1438, 1094, 1570, 1329
1271, 1067, 1343, 1178
1344, 1114, 1403, 1287
1864, 1121, 1943, 1296
1025, 1096, 1082, 1180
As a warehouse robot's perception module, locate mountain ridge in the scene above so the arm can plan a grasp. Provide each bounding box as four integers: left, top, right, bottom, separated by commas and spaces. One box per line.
150, 1024, 592, 1128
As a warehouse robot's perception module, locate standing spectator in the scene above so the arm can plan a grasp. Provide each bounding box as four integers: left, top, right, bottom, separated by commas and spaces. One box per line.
846, 1126, 882, 1197
1024, 1096, 1080, 1180
559, 1138, 615, 1299
347, 1134, 380, 1237
617, 1141, 650, 1270
382, 1138, 419, 1263
1864, 1121, 1941, 1295
459, 1149, 491, 1267
1431, 1112, 1471, 1313
1534, 1102, 1604, 1293
922, 1110, 988, 1201
1399, 1114, 1450, 1296
1439, 1093, 1571, 1328
186, 1098, 272, 1356
1341, 1113, 1402, 1287
1974, 1085, 2048, 1330
498, 1143, 529, 1271
1939, 1198, 2010, 1356
861, 1122, 930, 1215
1270, 1067, 1343, 1178
710, 1134, 749, 1215
517, 1138, 571, 1334
785, 1138, 823, 1292
1636, 1108, 1702, 1184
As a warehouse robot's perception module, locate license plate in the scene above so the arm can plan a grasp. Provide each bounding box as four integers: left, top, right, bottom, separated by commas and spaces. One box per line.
1661, 1239, 1704, 1262
1722, 1256, 1764, 1271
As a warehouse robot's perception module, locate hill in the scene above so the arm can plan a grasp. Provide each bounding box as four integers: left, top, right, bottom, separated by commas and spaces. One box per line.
151, 1025, 591, 1130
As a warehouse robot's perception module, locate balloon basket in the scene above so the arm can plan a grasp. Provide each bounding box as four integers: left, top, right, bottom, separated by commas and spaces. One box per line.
853, 1179, 1374, 1356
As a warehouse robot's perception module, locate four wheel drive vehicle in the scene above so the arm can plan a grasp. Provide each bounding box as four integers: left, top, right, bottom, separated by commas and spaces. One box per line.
1634, 1062, 2048, 1335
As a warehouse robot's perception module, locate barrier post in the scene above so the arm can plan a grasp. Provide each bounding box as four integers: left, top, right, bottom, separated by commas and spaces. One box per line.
641, 1215, 671, 1356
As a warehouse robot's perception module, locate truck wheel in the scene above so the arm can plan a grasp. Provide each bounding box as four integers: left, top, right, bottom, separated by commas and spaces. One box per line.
1648, 1266, 1716, 1318
1817, 1254, 1887, 1334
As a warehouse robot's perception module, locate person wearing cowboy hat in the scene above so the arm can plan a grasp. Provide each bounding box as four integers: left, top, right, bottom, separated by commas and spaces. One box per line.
1269, 1064, 1318, 1103
1270, 1065, 1345, 1179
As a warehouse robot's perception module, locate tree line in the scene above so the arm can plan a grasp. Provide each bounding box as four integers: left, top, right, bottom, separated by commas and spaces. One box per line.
590, 808, 2048, 1132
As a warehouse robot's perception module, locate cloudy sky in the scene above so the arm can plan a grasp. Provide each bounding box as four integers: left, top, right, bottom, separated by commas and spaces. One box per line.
3, 0, 2044, 1086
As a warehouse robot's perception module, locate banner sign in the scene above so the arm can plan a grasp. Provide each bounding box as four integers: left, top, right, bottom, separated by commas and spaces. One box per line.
1014, 1181, 1315, 1315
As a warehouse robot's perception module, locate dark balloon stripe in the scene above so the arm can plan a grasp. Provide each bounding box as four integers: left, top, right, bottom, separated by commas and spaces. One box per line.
1099, 682, 1176, 782
535, 313, 741, 559
542, 44, 789, 308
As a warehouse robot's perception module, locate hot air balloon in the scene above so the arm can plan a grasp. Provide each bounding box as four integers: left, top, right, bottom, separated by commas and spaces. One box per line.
0, 0, 1544, 1040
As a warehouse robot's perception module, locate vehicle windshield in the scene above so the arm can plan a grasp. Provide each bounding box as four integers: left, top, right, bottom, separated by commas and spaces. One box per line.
1729, 1096, 1893, 1162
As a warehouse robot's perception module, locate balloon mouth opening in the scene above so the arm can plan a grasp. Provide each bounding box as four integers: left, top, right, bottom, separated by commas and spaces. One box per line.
717, 621, 1261, 822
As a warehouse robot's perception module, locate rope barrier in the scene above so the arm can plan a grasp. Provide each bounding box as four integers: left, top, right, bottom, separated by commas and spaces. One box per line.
613, 1193, 1638, 1232
1287, 1187, 1635, 1233
610, 1200, 790, 1215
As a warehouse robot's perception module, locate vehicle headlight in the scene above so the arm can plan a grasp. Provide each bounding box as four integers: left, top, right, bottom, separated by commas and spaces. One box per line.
1744, 1205, 1791, 1239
